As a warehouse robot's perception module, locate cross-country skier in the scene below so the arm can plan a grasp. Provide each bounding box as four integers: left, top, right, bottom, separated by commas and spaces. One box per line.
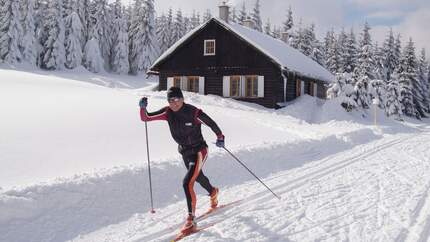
139, 86, 225, 234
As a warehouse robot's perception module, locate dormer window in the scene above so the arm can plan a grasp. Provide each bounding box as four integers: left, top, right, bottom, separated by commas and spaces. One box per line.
204, 39, 216, 56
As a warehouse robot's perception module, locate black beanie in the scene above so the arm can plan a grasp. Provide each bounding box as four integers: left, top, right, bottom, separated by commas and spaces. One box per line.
167, 87, 184, 99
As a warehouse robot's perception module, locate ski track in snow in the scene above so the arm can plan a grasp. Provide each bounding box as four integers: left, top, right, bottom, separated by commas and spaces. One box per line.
3, 127, 430, 242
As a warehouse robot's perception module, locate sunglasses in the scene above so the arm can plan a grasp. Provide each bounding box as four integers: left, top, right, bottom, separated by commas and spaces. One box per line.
168, 97, 182, 103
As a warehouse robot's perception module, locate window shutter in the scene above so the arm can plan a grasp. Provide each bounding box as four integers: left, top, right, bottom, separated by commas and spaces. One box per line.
313, 82, 318, 97
199, 76, 205, 94
223, 76, 230, 97
241, 76, 246, 97
258, 76, 264, 97
300, 81, 305, 96
181, 76, 187, 91
167, 77, 174, 89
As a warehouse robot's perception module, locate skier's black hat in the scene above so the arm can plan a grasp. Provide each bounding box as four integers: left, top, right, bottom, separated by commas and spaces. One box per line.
167, 87, 184, 99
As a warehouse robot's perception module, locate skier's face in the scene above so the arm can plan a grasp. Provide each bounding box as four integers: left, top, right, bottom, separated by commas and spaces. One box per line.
168, 97, 184, 112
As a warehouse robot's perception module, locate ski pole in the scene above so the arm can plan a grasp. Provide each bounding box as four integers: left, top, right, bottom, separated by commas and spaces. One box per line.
223, 146, 281, 200
145, 121, 156, 213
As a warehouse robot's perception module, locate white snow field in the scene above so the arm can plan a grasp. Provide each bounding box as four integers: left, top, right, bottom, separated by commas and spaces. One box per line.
1, 67, 430, 242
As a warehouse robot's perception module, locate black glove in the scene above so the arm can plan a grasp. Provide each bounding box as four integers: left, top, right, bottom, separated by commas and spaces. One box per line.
139, 97, 148, 108
216, 134, 225, 148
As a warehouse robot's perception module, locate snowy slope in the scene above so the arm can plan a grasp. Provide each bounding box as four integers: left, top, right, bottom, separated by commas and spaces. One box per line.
1, 68, 430, 242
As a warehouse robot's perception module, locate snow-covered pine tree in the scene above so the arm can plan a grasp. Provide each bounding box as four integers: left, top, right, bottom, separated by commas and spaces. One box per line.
401, 38, 426, 118
382, 28, 396, 81
385, 70, 403, 120
21, 0, 37, 65
369, 79, 386, 109
353, 22, 375, 109
300, 24, 315, 57
397, 39, 419, 118
141, 0, 156, 71
373, 42, 386, 81
417, 48, 429, 113
190, 10, 200, 29
83, 37, 103, 72
90, 0, 111, 70
128, 0, 145, 74
111, 4, 129, 74
203, 9, 211, 22
290, 19, 304, 50
156, 14, 170, 55
238, 2, 246, 25
327, 73, 357, 112
325, 29, 339, 74
0, 0, 23, 63
170, 9, 184, 44
271, 25, 281, 39
344, 28, 358, 73
264, 18, 271, 36
337, 28, 348, 73
229, 7, 237, 23
76, 0, 90, 45
39, 0, 66, 70
64, 6, 83, 69
282, 5, 293, 33
250, 0, 262, 32
166, 8, 174, 47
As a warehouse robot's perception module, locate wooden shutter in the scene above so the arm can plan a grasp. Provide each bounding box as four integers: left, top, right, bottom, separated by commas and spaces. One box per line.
198, 76, 205, 94
223, 76, 230, 97
167, 77, 174, 89
258, 76, 264, 97
313, 82, 318, 97
241, 76, 246, 97
301, 81, 305, 96
181, 76, 187, 91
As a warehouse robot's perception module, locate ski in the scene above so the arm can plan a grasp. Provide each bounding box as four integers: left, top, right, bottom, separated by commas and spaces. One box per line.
170, 199, 243, 241
196, 199, 242, 222
171, 223, 216, 242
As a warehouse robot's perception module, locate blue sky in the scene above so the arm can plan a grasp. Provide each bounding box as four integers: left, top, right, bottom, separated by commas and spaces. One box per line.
124, 0, 430, 58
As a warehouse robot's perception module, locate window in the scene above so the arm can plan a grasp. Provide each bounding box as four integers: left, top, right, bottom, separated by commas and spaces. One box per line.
230, 76, 241, 97
245, 75, 258, 97
173, 76, 181, 88
187, 76, 199, 93
204, 40, 216, 56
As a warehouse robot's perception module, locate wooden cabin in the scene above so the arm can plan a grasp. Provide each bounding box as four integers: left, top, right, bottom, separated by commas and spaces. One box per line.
148, 6, 333, 108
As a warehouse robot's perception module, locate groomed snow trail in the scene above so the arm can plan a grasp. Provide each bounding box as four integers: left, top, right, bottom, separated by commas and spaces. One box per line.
68, 127, 430, 242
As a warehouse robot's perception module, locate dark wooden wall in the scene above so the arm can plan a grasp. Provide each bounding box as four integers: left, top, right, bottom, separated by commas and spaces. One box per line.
156, 20, 284, 108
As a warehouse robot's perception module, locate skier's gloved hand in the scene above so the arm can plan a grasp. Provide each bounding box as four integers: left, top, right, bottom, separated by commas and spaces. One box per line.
216, 134, 225, 148
139, 97, 148, 108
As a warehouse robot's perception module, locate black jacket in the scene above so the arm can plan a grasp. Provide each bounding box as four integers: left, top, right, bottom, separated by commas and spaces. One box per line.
140, 103, 223, 153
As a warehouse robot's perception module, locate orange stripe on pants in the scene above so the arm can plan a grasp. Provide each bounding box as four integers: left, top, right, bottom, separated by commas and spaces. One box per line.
188, 148, 208, 215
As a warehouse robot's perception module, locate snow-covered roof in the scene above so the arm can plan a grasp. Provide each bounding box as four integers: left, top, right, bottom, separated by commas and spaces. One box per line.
150, 18, 334, 83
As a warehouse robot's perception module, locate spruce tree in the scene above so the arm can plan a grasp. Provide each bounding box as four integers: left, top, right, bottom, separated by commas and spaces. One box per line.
65, 4, 83, 69
250, 0, 262, 32
385, 70, 403, 120
156, 14, 170, 55
353, 22, 375, 109
344, 28, 358, 73
111, 5, 129, 74
141, 0, 156, 71
203, 9, 211, 22
264, 18, 271, 36
398, 39, 418, 118
382, 28, 396, 81
39, 0, 66, 70
0, 0, 23, 63
22, 0, 37, 65
417, 48, 429, 113
238, 2, 246, 25
128, 0, 145, 74
337, 28, 348, 73
282, 5, 293, 33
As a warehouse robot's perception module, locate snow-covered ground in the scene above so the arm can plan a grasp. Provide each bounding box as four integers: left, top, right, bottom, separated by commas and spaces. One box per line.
1, 67, 430, 242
